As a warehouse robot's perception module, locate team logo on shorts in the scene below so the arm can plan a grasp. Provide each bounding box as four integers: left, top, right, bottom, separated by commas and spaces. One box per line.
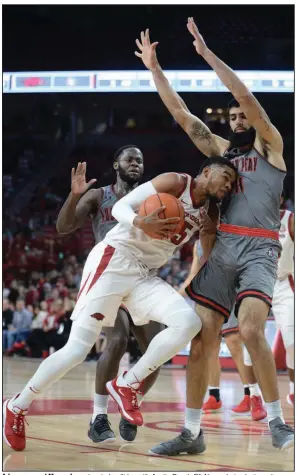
91, 313, 105, 321
266, 247, 278, 261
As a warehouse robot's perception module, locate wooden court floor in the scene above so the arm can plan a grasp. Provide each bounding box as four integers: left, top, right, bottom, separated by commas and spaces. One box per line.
3, 357, 294, 472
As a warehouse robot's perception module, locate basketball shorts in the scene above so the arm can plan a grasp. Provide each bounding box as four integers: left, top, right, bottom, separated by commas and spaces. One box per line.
71, 241, 192, 333
220, 309, 238, 337
272, 276, 294, 349
186, 231, 279, 322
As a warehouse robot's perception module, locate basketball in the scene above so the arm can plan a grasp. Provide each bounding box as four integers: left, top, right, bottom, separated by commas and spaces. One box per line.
138, 193, 185, 239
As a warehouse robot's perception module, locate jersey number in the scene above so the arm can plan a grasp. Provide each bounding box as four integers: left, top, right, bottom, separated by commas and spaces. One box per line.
170, 221, 194, 246
234, 177, 245, 194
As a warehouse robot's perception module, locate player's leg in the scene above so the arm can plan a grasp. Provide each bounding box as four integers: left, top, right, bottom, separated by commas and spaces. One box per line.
116, 319, 163, 442
272, 278, 294, 406
202, 334, 223, 413
237, 257, 294, 448
88, 307, 131, 443
226, 331, 266, 420
106, 278, 202, 427
3, 321, 100, 452
148, 305, 223, 456
148, 250, 236, 456
241, 344, 267, 420
130, 320, 163, 395
3, 243, 127, 452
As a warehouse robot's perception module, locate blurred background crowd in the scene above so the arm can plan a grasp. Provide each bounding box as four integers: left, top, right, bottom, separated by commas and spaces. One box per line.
3, 5, 294, 361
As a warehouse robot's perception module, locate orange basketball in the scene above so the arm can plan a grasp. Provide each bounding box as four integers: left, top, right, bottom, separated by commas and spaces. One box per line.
138, 193, 185, 239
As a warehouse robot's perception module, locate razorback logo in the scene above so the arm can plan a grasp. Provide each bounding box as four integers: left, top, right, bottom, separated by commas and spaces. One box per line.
91, 313, 105, 321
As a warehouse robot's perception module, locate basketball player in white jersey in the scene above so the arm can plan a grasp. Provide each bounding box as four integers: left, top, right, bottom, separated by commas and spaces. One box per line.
135, 23, 293, 452
56, 146, 163, 443
244, 194, 294, 406
3, 156, 237, 452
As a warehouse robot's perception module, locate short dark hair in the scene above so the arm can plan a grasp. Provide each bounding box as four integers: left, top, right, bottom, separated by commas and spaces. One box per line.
113, 145, 139, 163
228, 98, 240, 115
199, 156, 238, 177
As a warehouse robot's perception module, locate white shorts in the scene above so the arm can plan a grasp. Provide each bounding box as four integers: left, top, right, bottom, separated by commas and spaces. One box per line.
272, 276, 294, 349
71, 242, 191, 333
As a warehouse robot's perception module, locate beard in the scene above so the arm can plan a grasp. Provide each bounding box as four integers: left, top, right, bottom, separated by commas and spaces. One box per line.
118, 167, 142, 186
228, 127, 256, 149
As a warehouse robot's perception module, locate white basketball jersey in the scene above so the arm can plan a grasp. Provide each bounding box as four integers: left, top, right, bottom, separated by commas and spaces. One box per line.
104, 174, 202, 269
277, 210, 294, 279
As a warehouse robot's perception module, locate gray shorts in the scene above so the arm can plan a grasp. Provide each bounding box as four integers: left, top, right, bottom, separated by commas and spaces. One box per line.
186, 232, 279, 322
221, 309, 238, 336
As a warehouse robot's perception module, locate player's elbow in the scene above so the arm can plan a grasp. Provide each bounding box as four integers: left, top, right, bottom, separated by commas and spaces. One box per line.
56, 221, 73, 235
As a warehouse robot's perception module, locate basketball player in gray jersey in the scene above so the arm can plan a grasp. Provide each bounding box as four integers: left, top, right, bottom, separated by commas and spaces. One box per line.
135, 23, 293, 453
56, 145, 162, 443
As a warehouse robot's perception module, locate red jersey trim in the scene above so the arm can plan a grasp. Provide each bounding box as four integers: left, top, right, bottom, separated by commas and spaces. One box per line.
219, 223, 279, 240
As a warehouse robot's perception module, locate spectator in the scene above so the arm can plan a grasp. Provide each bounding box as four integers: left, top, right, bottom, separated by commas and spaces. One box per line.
43, 299, 65, 353
26, 302, 49, 358
6, 299, 33, 352
7, 280, 19, 305
31, 301, 48, 329
2, 299, 14, 352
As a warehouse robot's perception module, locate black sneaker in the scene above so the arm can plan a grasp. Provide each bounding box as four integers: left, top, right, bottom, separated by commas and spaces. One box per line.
119, 416, 137, 442
269, 417, 294, 450
88, 414, 116, 443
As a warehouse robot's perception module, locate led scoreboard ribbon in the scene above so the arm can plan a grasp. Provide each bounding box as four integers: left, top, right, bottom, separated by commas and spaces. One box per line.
3, 70, 294, 93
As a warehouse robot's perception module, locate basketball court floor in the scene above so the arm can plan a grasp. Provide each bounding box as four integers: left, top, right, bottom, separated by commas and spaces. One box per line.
3, 357, 294, 472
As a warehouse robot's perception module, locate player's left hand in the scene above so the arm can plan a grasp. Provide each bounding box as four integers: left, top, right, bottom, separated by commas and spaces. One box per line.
187, 17, 208, 56
198, 208, 217, 235
135, 29, 159, 72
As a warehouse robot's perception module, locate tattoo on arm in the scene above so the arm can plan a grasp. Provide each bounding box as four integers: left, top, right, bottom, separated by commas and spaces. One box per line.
259, 111, 270, 131
190, 121, 212, 145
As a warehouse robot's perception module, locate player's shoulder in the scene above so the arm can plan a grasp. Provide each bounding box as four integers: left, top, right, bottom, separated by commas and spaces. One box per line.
87, 187, 103, 200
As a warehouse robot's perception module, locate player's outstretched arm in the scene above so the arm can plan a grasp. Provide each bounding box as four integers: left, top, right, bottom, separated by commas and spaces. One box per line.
198, 200, 219, 261
56, 162, 99, 234
179, 243, 201, 296
179, 203, 218, 296
135, 29, 227, 157
187, 17, 285, 166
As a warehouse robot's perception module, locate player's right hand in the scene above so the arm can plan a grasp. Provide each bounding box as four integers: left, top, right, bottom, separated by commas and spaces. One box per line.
71, 162, 97, 196
135, 206, 180, 239
135, 29, 159, 72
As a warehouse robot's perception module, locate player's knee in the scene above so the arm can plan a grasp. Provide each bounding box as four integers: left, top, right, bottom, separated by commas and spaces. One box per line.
239, 321, 264, 347
106, 334, 129, 359
189, 335, 203, 362
180, 309, 202, 338
226, 332, 241, 354
63, 340, 91, 365
189, 325, 216, 362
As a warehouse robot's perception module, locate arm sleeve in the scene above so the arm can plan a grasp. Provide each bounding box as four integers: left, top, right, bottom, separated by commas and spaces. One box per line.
112, 181, 157, 227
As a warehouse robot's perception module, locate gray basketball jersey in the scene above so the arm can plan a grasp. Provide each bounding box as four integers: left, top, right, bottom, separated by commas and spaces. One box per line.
92, 185, 118, 243
222, 147, 285, 232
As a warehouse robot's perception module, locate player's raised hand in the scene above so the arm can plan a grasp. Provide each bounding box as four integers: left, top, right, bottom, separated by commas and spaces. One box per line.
187, 17, 208, 56
71, 162, 97, 196
135, 29, 159, 71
